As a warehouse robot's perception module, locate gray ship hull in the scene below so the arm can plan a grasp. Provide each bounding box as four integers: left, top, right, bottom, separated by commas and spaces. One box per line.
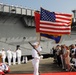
0, 12, 76, 56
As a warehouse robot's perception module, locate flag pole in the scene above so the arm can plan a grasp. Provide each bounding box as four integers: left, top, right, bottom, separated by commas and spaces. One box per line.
36, 32, 41, 44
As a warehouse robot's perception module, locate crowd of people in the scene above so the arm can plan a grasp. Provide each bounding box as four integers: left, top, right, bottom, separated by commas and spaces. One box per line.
0, 45, 22, 66
51, 44, 76, 71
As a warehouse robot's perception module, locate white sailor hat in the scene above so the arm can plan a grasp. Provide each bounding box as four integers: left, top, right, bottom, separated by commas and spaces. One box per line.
33, 42, 39, 46
2, 48, 4, 50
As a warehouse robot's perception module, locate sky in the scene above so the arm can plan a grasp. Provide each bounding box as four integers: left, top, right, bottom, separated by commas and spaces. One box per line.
0, 0, 76, 14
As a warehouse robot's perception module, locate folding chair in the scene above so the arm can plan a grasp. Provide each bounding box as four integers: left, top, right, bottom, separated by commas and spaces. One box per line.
70, 63, 76, 71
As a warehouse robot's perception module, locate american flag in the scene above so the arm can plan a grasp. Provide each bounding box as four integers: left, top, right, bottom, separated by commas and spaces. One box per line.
35, 8, 72, 35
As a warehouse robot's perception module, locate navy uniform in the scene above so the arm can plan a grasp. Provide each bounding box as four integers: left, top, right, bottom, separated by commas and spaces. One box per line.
16, 47, 22, 64
12, 51, 16, 65
7, 49, 12, 66
1, 48, 6, 63
32, 42, 42, 75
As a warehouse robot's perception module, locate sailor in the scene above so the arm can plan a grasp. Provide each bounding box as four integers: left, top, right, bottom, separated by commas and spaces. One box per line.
16, 45, 22, 64
12, 50, 16, 65
6, 48, 12, 66
1, 48, 6, 63
31, 42, 43, 75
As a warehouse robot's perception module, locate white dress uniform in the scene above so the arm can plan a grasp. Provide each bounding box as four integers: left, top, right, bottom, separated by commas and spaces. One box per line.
32, 42, 42, 75
12, 51, 16, 65
7, 49, 12, 66
16, 49, 22, 64
1, 49, 6, 63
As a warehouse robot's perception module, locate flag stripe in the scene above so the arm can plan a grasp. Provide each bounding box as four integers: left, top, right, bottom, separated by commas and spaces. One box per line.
55, 12, 72, 17
40, 21, 71, 26
56, 18, 71, 23
56, 16, 72, 21
40, 28, 71, 32
40, 25, 71, 30
39, 29, 70, 34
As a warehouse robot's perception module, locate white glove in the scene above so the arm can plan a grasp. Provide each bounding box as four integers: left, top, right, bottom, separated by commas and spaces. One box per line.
40, 55, 43, 59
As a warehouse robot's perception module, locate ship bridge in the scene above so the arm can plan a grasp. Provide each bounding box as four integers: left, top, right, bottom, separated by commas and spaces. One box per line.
0, 3, 35, 27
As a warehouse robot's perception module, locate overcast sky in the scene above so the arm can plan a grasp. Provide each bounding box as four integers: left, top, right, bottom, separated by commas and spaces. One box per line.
0, 0, 76, 14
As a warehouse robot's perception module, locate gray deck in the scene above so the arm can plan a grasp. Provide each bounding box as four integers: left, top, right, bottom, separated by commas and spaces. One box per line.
8, 58, 64, 74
